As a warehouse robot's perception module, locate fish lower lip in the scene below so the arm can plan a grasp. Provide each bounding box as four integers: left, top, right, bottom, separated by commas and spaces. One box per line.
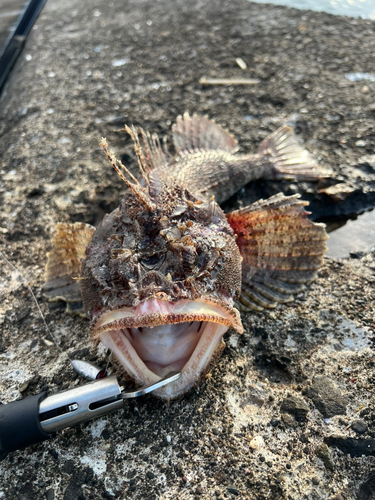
91, 298, 242, 398
99, 321, 228, 399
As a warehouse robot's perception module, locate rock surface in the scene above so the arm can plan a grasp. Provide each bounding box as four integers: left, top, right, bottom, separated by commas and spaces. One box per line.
306, 376, 348, 418
351, 419, 368, 435
280, 395, 310, 421
0, 0, 375, 499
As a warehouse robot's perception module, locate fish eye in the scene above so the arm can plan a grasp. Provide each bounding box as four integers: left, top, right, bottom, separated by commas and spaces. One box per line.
141, 253, 165, 270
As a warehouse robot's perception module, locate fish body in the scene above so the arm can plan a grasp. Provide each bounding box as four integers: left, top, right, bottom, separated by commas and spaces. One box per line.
44, 114, 328, 398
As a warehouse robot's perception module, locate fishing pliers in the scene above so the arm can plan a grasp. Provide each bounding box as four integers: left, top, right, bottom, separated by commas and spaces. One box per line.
0, 368, 180, 460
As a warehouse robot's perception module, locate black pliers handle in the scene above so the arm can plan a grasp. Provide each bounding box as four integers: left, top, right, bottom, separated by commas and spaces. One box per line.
0, 372, 180, 460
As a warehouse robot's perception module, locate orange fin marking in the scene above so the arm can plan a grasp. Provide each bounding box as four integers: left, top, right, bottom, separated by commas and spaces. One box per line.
226, 193, 328, 311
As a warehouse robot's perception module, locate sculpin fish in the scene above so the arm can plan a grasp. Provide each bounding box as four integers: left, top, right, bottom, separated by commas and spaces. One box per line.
44, 114, 328, 398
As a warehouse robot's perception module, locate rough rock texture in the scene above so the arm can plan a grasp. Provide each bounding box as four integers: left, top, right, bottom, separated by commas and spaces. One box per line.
305, 376, 348, 418
280, 395, 309, 421
0, 0, 375, 499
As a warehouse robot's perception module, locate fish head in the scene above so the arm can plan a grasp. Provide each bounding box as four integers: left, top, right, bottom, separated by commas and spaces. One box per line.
81, 184, 243, 398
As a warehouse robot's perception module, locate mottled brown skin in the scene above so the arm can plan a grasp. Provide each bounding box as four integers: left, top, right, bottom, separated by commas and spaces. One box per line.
80, 183, 242, 319
79, 115, 327, 319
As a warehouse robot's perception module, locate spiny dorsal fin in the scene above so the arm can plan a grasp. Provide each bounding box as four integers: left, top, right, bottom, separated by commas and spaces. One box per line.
100, 137, 156, 211
124, 125, 169, 176
139, 127, 169, 173
172, 113, 239, 155
226, 193, 328, 311
124, 125, 151, 182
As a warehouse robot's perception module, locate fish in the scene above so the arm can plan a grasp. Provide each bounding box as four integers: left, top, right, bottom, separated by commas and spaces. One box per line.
43, 113, 328, 399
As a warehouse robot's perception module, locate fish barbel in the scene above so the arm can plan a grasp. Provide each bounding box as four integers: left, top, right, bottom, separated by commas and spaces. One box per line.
44, 114, 328, 398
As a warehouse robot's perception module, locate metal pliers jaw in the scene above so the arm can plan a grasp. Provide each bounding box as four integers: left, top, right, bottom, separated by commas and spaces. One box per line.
39, 373, 180, 433
0, 372, 180, 459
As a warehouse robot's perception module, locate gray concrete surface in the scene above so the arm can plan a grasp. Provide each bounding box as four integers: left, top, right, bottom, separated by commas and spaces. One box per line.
0, 0, 374, 499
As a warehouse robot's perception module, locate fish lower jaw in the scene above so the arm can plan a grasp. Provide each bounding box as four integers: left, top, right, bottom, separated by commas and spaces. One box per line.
99, 322, 227, 399
91, 298, 241, 398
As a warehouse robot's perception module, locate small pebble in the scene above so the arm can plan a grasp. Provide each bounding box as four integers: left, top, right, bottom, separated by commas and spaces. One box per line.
280, 396, 309, 421
19, 381, 29, 393
235, 57, 247, 70
45, 489, 55, 500
101, 428, 110, 440
249, 436, 264, 450
351, 419, 368, 435
227, 485, 238, 496
315, 444, 334, 471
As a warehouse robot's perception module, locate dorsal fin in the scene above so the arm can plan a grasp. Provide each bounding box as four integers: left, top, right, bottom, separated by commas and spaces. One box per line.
172, 113, 238, 155
100, 137, 156, 211
125, 125, 169, 175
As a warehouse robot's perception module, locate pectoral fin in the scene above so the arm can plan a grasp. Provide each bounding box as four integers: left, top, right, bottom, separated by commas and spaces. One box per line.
226, 194, 328, 311
43, 222, 95, 315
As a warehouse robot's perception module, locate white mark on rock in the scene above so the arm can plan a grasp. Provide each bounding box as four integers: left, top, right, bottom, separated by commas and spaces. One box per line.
90, 419, 108, 439
81, 452, 107, 477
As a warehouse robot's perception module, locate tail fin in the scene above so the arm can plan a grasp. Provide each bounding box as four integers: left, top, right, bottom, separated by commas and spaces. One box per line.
258, 125, 327, 181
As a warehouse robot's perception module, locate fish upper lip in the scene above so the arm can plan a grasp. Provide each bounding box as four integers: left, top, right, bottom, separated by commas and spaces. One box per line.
90, 297, 243, 340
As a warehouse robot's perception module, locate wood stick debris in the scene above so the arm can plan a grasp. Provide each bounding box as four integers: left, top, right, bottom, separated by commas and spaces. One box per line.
199, 77, 259, 85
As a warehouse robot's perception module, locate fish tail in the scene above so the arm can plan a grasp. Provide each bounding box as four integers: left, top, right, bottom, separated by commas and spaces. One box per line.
258, 125, 328, 181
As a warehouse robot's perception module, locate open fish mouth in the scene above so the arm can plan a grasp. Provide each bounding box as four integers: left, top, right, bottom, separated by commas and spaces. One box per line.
91, 298, 243, 399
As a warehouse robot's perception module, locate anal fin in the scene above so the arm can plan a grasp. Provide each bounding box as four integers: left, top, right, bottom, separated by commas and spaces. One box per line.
43, 222, 95, 315
226, 193, 328, 311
